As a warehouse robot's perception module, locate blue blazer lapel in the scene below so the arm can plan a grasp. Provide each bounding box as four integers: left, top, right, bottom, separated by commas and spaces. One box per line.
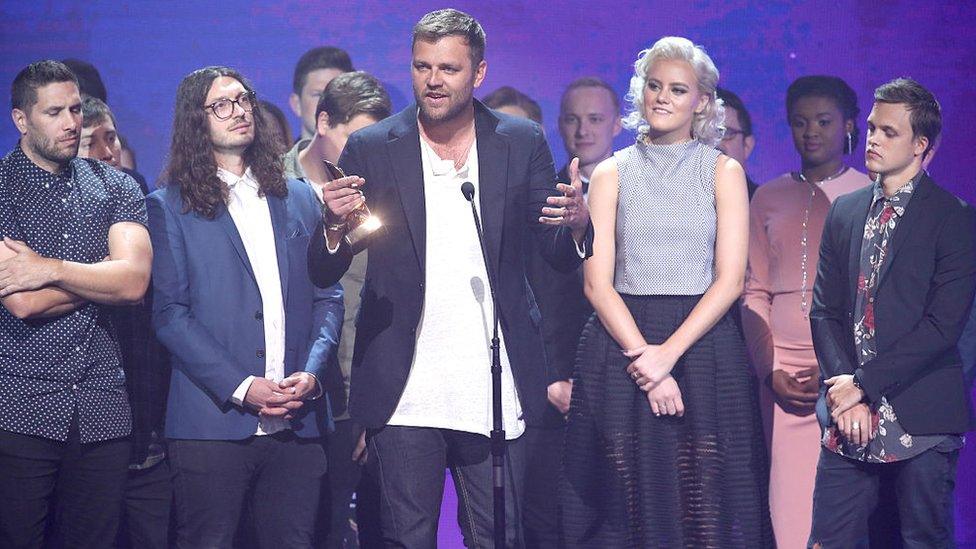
216, 204, 256, 283
387, 108, 426, 273
475, 105, 509, 277
267, 194, 291, 303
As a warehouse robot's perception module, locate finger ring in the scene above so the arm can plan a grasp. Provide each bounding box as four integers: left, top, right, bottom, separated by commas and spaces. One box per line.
654, 412, 661, 417
632, 372, 639, 379
852, 421, 860, 430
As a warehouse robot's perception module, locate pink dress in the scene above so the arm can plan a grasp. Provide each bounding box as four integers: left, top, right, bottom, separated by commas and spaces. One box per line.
741, 168, 872, 548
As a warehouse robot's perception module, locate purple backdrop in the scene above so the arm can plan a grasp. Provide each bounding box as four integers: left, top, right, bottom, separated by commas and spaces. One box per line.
2, 1, 975, 545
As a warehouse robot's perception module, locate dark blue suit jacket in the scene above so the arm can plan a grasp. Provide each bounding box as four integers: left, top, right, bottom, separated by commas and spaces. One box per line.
308, 101, 591, 428
148, 179, 343, 440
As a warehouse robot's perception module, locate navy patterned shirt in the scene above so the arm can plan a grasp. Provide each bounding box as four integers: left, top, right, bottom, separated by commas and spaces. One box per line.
0, 145, 147, 443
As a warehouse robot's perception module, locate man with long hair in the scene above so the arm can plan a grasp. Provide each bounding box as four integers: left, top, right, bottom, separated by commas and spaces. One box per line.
309, 9, 591, 547
147, 66, 343, 548
0, 60, 152, 547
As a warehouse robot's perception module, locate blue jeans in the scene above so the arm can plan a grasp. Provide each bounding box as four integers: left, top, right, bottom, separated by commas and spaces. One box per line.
367, 426, 526, 548
809, 443, 959, 548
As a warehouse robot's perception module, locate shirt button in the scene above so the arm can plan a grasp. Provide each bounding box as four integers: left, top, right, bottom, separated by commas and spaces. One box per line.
63, 233, 70, 239
869, 297, 875, 303
256, 349, 265, 358
72, 384, 79, 390
255, 311, 263, 320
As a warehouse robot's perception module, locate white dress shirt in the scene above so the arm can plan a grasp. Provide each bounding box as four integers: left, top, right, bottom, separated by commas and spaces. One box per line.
221, 168, 288, 436
386, 136, 525, 439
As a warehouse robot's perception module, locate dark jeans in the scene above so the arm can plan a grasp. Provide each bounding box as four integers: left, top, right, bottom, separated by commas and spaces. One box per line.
168, 431, 327, 549
809, 445, 959, 548
0, 426, 130, 549
367, 426, 527, 548
522, 424, 565, 549
116, 458, 172, 549
320, 419, 366, 548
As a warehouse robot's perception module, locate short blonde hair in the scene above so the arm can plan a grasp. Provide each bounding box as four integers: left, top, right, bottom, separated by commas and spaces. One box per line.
622, 36, 725, 147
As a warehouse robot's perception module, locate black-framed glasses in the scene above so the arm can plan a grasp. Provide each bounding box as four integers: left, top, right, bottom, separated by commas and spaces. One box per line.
204, 91, 256, 120
721, 128, 746, 142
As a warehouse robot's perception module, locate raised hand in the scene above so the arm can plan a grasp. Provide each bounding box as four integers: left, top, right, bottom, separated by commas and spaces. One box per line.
539, 157, 590, 240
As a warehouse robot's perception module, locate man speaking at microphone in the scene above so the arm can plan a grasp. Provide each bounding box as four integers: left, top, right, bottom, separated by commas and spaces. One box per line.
308, 8, 590, 547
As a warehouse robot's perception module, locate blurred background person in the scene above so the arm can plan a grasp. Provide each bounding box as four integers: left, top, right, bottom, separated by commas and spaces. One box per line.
716, 87, 758, 198
289, 46, 354, 141
482, 85, 543, 123
79, 95, 173, 549
740, 75, 872, 549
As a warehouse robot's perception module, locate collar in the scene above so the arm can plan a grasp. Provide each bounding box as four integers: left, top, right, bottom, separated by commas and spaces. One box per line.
13, 142, 74, 185
871, 169, 923, 216
217, 166, 259, 191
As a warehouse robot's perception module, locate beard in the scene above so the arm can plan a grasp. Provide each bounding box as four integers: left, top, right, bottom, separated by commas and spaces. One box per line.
25, 127, 78, 167
415, 87, 472, 124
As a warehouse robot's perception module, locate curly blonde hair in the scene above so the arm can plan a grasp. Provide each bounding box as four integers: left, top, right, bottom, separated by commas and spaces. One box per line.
622, 36, 725, 147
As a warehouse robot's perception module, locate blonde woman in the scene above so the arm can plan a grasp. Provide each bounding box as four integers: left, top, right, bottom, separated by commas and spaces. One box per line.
562, 37, 772, 547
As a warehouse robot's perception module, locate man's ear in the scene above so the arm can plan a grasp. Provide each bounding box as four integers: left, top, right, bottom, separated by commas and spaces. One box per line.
744, 134, 756, 161
288, 92, 302, 118
11, 108, 28, 135
316, 111, 331, 137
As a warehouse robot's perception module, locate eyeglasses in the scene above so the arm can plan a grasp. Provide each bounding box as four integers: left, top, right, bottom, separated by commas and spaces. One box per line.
204, 91, 256, 120
721, 128, 747, 142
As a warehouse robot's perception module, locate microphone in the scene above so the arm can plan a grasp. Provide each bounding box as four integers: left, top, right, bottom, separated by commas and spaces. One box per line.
461, 181, 475, 202
459, 180, 507, 544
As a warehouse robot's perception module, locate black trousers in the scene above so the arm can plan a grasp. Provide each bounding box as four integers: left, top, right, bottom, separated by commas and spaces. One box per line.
168, 431, 327, 549
0, 426, 130, 549
809, 445, 959, 548
367, 426, 526, 548
320, 418, 366, 548
116, 458, 172, 549
522, 424, 566, 549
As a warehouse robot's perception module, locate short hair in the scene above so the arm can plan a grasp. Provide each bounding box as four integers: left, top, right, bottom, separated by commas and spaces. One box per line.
315, 71, 392, 128
873, 78, 942, 158
291, 46, 354, 95
786, 75, 859, 153
11, 60, 79, 111
622, 37, 724, 147
482, 86, 543, 124
716, 88, 752, 137
62, 58, 107, 102
561, 77, 620, 115
81, 96, 117, 129
413, 9, 486, 65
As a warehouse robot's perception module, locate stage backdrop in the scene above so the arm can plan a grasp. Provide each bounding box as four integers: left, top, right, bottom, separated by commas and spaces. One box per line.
2, 0, 975, 545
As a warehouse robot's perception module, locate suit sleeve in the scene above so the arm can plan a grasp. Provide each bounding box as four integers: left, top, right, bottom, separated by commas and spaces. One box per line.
856, 204, 976, 404
527, 125, 593, 273
740, 194, 776, 381
304, 268, 345, 384
810, 200, 859, 382
148, 194, 245, 404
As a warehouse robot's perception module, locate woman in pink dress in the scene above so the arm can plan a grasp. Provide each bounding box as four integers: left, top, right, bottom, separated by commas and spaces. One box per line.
741, 75, 872, 548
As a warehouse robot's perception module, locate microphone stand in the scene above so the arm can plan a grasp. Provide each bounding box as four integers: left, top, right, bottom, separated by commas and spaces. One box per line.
461, 182, 506, 547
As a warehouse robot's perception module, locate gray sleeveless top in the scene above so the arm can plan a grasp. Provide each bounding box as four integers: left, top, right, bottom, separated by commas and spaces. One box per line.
613, 139, 721, 295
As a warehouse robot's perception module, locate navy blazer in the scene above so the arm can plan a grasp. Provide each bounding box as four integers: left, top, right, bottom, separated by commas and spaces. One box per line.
811, 174, 976, 435
148, 179, 343, 440
308, 101, 591, 428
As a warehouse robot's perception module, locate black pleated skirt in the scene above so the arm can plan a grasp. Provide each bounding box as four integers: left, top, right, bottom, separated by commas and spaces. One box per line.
562, 294, 774, 548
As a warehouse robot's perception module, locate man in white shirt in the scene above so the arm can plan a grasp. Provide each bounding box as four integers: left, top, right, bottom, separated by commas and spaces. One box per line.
147, 66, 343, 548
310, 9, 591, 548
